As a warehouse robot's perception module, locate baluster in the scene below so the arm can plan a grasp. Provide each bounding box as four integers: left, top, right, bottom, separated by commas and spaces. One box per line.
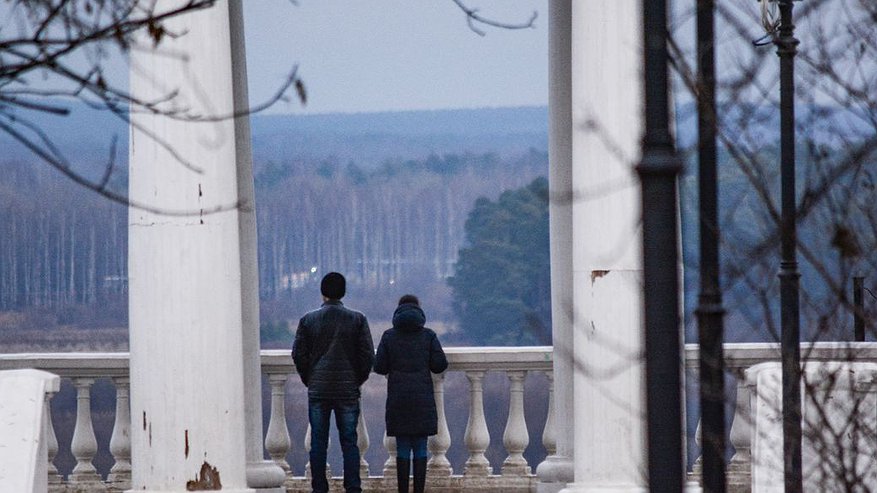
44, 389, 61, 487
691, 419, 703, 478
107, 377, 131, 489
542, 370, 556, 456
69, 377, 101, 485
383, 432, 397, 478
502, 370, 530, 475
357, 406, 370, 477
305, 423, 332, 479
464, 370, 490, 476
304, 424, 312, 479
428, 372, 452, 476
264, 373, 291, 474
727, 380, 752, 489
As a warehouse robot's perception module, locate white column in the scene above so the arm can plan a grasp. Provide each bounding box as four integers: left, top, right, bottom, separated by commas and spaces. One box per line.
128, 1, 255, 491
228, 2, 285, 490
464, 371, 491, 476
561, 1, 647, 491
108, 377, 132, 489
538, 1, 575, 492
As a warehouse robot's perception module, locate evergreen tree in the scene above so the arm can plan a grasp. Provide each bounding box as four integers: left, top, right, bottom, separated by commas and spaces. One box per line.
449, 177, 551, 345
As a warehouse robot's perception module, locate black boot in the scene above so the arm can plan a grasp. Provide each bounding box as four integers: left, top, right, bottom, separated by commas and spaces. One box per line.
413, 457, 427, 493
396, 457, 410, 493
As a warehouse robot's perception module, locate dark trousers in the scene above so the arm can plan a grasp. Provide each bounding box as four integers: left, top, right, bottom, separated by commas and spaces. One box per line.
395, 434, 429, 459
309, 398, 361, 493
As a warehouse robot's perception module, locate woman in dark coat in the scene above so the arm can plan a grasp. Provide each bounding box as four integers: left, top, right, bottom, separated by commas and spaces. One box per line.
374, 294, 448, 493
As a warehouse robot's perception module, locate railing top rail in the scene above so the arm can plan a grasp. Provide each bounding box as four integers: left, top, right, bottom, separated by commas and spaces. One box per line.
684, 342, 877, 370
262, 346, 553, 374
1, 346, 554, 376
0, 352, 130, 378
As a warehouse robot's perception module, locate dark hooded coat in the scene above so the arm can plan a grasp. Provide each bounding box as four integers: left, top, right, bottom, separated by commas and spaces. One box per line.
374, 302, 448, 436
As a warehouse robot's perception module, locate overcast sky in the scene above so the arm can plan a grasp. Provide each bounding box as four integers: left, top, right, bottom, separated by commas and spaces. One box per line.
242, 0, 548, 114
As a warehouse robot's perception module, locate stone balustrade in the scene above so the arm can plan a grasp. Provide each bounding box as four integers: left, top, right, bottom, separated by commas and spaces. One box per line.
0, 347, 553, 493
685, 341, 877, 493
8, 342, 876, 492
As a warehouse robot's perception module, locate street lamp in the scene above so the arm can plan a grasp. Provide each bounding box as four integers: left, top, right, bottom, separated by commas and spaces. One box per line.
772, 1, 803, 491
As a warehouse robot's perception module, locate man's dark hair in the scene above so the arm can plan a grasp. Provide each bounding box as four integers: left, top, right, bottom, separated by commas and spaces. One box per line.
321, 272, 346, 300
398, 294, 420, 306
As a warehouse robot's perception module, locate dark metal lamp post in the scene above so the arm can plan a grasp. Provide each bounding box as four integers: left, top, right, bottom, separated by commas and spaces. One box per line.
639, 1, 685, 491
775, 1, 803, 491
695, 0, 727, 491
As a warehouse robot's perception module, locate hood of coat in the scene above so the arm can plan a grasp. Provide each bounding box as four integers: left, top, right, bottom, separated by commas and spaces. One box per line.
392, 303, 426, 332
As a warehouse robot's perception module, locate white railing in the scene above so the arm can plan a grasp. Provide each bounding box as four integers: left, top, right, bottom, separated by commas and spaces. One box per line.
684, 341, 877, 493
9, 342, 874, 492
0, 347, 553, 493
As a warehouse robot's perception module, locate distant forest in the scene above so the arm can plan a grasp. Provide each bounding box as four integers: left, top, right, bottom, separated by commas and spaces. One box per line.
0, 106, 549, 349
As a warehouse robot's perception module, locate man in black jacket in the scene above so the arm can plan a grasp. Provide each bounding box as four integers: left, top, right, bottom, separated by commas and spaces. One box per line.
292, 272, 374, 493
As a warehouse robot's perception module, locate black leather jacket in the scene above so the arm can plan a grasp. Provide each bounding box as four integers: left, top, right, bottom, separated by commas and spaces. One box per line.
292, 300, 374, 400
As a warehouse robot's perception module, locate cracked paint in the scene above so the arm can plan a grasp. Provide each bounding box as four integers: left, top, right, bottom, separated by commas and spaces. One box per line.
591, 270, 610, 283
185, 430, 189, 458
186, 461, 222, 491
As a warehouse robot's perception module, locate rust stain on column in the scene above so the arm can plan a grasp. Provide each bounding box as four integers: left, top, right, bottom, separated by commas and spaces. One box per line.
186, 461, 222, 491
591, 270, 610, 282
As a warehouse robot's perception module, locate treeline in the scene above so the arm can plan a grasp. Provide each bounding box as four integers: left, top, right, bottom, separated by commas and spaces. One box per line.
256, 151, 546, 297
0, 150, 547, 331
0, 162, 127, 315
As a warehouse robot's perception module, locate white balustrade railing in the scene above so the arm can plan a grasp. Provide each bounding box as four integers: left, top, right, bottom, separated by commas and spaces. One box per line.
685, 341, 877, 492
0, 347, 553, 492
8, 342, 877, 492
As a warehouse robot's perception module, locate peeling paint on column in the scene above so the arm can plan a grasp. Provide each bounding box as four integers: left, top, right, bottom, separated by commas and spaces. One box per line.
148, 422, 152, 447
591, 270, 609, 283
186, 461, 222, 491
199, 184, 205, 224
185, 430, 189, 458
143, 411, 147, 431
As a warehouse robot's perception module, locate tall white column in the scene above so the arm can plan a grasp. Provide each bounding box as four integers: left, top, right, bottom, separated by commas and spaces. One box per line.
128, 1, 254, 491
537, 1, 575, 492
228, 1, 285, 491
560, 1, 647, 492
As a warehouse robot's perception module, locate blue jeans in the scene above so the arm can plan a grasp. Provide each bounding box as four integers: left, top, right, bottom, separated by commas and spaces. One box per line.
309, 398, 361, 493
396, 434, 429, 460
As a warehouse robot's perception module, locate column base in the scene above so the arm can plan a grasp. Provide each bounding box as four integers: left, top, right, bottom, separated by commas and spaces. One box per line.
536, 454, 574, 493
126, 490, 255, 493
540, 482, 570, 493
559, 482, 701, 493
559, 483, 647, 493
246, 460, 286, 489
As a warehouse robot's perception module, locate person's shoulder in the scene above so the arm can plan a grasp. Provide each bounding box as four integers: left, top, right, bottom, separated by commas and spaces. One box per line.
300, 306, 325, 323
341, 305, 368, 321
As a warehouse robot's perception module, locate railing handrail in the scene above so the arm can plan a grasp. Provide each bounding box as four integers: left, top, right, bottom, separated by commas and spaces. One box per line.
0, 346, 554, 376
683, 341, 877, 370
